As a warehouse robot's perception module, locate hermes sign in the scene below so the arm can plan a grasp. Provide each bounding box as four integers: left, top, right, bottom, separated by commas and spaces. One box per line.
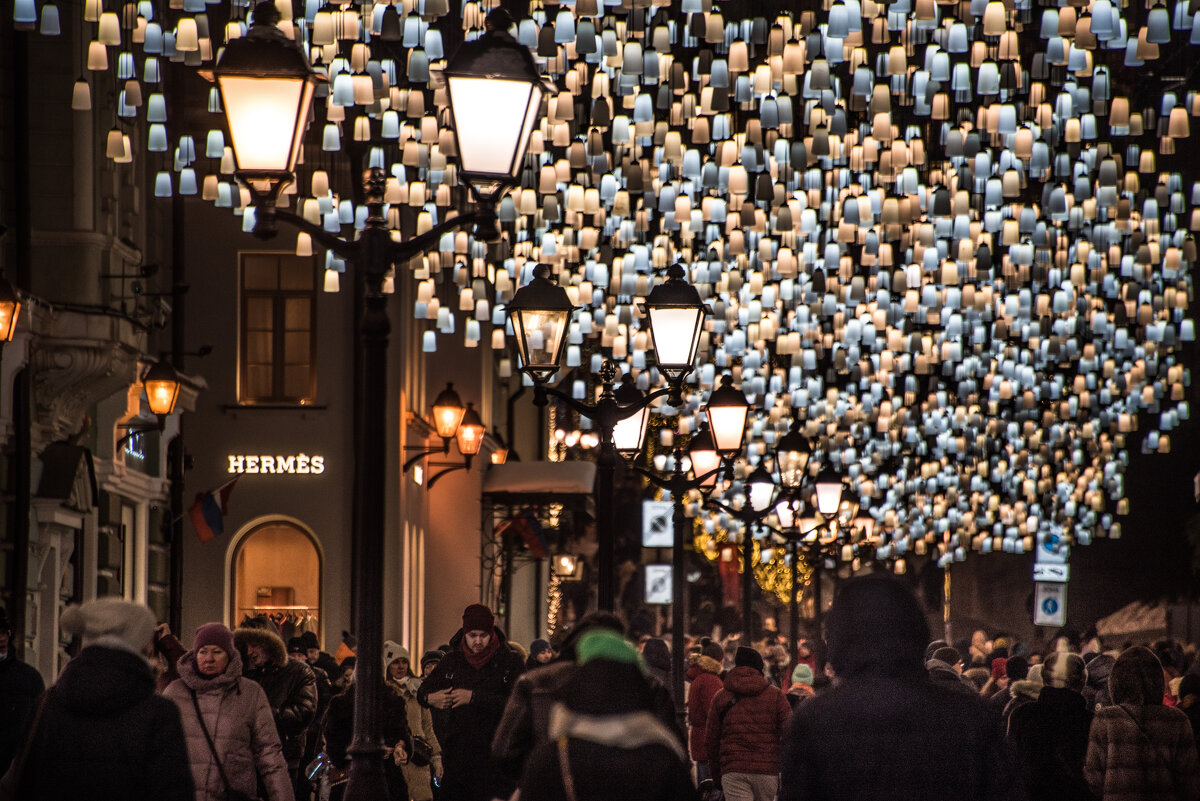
227, 454, 326, 475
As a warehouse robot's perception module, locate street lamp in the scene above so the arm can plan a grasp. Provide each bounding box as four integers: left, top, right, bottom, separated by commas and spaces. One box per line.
505, 265, 709, 610
0, 274, 21, 343
640, 263, 712, 402
776, 420, 811, 491
142, 359, 181, 418
705, 375, 751, 458
214, 5, 546, 799
431, 383, 467, 441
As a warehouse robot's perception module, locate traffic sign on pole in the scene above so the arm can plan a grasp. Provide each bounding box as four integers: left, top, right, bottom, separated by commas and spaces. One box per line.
1034, 582, 1067, 627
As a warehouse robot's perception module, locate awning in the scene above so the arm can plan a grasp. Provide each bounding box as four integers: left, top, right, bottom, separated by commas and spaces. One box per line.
482, 461, 596, 498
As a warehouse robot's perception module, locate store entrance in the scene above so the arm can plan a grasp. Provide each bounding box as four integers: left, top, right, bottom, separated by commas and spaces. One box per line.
231, 519, 322, 641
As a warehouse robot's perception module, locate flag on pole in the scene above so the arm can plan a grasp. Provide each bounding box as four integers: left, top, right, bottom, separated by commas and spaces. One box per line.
189, 476, 240, 543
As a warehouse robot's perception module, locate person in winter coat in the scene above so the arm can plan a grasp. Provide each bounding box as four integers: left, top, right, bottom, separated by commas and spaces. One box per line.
1083, 653, 1116, 711
1003, 663, 1043, 733
300, 631, 342, 681
642, 637, 672, 689
491, 611, 682, 789
926, 645, 978, 696
786, 664, 815, 709
1084, 645, 1200, 801
780, 575, 1025, 801
287, 637, 331, 801
164, 623, 294, 801
989, 656, 1028, 716
384, 640, 441, 801
418, 604, 524, 801
526, 639, 554, 670
321, 662, 412, 801
514, 629, 694, 801
235, 623, 318, 785
1177, 673, 1200, 748
686, 639, 725, 786
706, 646, 791, 801
0, 598, 192, 801
0, 608, 44, 776
1007, 652, 1093, 801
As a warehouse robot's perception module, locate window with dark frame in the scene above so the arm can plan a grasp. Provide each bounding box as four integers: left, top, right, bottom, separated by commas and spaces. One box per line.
239, 252, 317, 405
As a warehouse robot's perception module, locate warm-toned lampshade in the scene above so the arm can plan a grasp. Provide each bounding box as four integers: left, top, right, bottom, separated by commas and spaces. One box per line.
639, 263, 710, 383
612, 373, 650, 459
552, 552, 579, 577
688, 423, 722, 490
813, 467, 843, 517
431, 382, 466, 439
836, 490, 861, 527
854, 511, 876, 540
214, 5, 323, 186
490, 448, 509, 465
445, 13, 551, 202
774, 498, 796, 529
143, 360, 181, 416
456, 402, 486, 456
0, 275, 21, 342
505, 264, 577, 382
746, 463, 776, 514
775, 421, 811, 489
705, 375, 750, 456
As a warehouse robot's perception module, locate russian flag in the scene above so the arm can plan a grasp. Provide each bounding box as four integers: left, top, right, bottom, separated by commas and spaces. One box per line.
189, 476, 239, 543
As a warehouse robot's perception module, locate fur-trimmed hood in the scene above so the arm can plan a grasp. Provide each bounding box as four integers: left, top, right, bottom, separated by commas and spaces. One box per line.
1009, 678, 1042, 702
234, 625, 289, 669
688, 654, 723, 675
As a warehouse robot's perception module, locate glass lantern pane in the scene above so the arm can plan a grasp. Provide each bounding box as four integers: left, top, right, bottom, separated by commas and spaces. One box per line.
648, 307, 703, 370
613, 406, 649, 454
779, 451, 809, 488
448, 76, 539, 179
218, 75, 306, 173
516, 308, 568, 370
706, 406, 748, 453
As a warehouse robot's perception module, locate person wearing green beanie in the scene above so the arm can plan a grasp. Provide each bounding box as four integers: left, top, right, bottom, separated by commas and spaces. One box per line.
575, 629, 645, 669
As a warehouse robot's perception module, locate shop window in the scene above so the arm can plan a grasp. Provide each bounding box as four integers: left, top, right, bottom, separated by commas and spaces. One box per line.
231, 521, 321, 637
239, 253, 317, 405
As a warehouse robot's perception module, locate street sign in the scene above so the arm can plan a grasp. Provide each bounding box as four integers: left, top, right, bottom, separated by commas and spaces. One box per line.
1036, 530, 1069, 563
642, 500, 675, 548
1034, 582, 1067, 627
1033, 563, 1070, 583
644, 564, 673, 604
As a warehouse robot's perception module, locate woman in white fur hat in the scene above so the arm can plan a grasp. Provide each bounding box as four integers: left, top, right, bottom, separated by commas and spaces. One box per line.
0, 597, 194, 800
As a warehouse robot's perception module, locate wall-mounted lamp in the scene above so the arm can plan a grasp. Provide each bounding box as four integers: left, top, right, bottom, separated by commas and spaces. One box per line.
0, 274, 22, 343
117, 359, 183, 450
551, 552, 581, 579
403, 383, 469, 473
425, 403, 486, 489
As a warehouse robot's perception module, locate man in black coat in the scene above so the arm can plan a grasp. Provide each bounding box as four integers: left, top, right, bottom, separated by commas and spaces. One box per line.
780, 575, 1026, 801
0, 610, 44, 775
0, 598, 192, 800
419, 604, 524, 801
1007, 651, 1093, 801
235, 623, 318, 786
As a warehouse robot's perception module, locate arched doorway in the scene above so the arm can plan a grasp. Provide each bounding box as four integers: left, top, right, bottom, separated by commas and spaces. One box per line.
229, 518, 322, 640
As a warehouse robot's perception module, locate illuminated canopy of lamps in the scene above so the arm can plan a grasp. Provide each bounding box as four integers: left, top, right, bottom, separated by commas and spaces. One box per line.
143, 360, 181, 417
431, 382, 466, 440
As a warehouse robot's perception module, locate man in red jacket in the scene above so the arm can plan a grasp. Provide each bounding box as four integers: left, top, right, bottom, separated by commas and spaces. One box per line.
687, 638, 726, 790
705, 646, 791, 801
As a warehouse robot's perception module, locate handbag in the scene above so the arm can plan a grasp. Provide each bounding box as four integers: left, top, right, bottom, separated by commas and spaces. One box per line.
189, 688, 264, 801
409, 735, 434, 767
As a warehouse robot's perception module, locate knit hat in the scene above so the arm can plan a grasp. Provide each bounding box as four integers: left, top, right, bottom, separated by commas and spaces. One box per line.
735, 646, 765, 673
791, 663, 814, 686
641, 638, 671, 673
1043, 652, 1087, 691
576, 629, 644, 672
1006, 655, 1029, 682
991, 657, 1008, 681
931, 646, 962, 667
699, 637, 725, 663
420, 650, 444, 671
193, 622, 236, 656
462, 603, 495, 634
299, 631, 320, 650
924, 639, 949, 662
287, 637, 307, 654
383, 640, 411, 675
60, 598, 157, 656
529, 639, 552, 658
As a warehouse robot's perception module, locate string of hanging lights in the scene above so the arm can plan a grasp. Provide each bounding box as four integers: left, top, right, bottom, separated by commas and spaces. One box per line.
22, 0, 1199, 575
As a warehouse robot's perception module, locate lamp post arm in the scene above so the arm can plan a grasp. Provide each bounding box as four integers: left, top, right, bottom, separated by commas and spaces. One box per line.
383, 210, 487, 264
402, 441, 452, 473
269, 209, 364, 261
426, 456, 472, 489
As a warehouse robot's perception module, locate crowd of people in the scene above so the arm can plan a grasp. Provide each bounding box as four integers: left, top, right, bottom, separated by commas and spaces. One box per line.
1, 578, 1199, 801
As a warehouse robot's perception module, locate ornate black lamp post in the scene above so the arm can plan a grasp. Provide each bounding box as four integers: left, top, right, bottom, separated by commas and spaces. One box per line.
215, 5, 546, 799
505, 263, 709, 610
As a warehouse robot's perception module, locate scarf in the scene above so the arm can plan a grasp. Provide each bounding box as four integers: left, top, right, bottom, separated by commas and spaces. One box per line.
462, 633, 501, 670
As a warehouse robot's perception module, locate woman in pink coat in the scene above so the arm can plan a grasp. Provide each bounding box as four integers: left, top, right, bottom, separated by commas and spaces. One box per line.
163, 623, 294, 801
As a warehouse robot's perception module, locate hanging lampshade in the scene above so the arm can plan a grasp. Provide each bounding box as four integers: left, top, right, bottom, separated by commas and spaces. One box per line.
638, 263, 711, 385
775, 420, 811, 489
0, 274, 21, 342
504, 264, 577, 383
444, 8, 554, 204
431, 382, 466, 440
612, 373, 650, 460
456, 402, 486, 456
688, 423, 721, 490
143, 360, 181, 416
705, 374, 750, 457
213, 2, 325, 199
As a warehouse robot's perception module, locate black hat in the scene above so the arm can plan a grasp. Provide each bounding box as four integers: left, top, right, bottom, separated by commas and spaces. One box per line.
287, 637, 307, 654
299, 631, 320, 650
420, 650, 444, 670
734, 646, 765, 673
